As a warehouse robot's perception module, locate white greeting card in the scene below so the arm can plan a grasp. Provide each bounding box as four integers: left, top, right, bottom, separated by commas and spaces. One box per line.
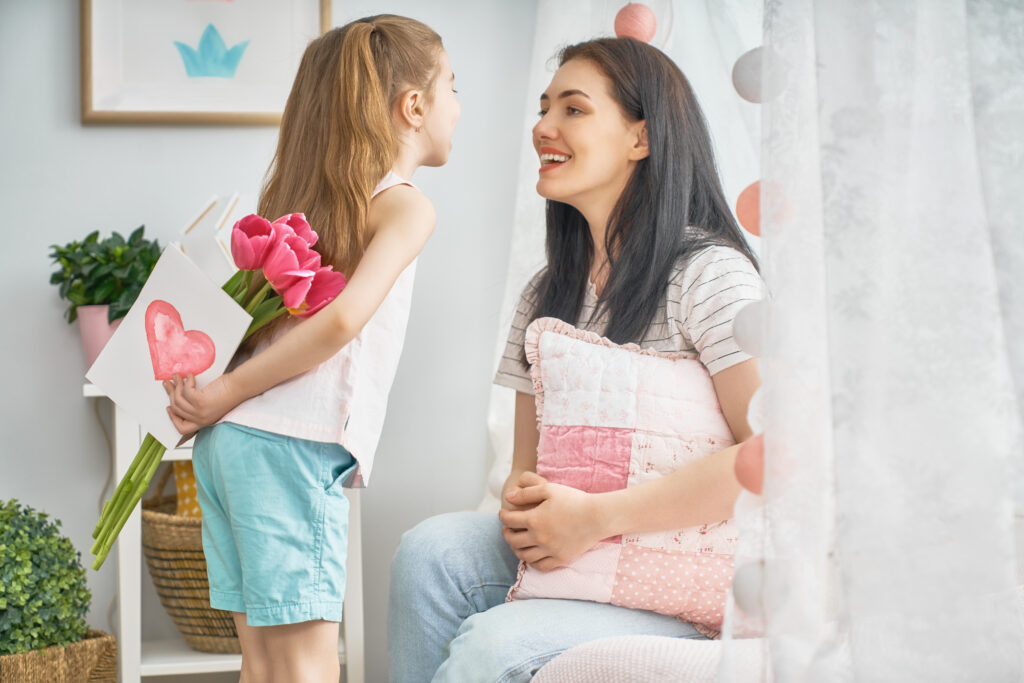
86, 243, 251, 448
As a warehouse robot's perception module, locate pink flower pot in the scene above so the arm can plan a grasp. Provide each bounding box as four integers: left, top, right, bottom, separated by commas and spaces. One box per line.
78, 305, 122, 368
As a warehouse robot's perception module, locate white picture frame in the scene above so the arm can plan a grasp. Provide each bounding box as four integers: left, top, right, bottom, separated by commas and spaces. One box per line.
81, 0, 330, 125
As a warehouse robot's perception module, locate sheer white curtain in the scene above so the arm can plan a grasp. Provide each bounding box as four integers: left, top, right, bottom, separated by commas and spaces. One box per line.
723, 0, 1024, 680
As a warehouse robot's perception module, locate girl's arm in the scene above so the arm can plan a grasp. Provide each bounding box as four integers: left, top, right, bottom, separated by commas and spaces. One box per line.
498, 358, 760, 571
500, 391, 541, 511
166, 186, 435, 433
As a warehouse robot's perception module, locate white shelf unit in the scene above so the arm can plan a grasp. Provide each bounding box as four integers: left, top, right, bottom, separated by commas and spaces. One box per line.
85, 384, 364, 682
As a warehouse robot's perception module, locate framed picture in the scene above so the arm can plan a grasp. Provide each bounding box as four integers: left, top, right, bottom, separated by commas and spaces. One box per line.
81, 0, 330, 125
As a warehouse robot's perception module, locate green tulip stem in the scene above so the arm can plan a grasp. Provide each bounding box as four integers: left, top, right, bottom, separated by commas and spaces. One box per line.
243, 306, 288, 341
221, 269, 246, 297
232, 270, 254, 305
245, 280, 274, 314
91, 434, 161, 554
92, 439, 166, 569
91, 433, 157, 539
91, 441, 145, 553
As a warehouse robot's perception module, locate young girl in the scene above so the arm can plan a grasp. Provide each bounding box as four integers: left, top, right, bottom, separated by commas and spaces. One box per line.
165, 14, 459, 683
388, 38, 762, 682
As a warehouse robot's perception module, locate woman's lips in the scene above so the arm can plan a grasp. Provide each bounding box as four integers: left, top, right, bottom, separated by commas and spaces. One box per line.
539, 146, 571, 173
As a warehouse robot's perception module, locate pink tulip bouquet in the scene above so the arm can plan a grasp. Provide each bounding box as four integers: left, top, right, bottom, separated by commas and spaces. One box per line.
90, 214, 346, 569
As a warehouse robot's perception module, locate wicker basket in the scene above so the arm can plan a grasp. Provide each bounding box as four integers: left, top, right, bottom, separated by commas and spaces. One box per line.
141, 466, 241, 654
0, 629, 117, 682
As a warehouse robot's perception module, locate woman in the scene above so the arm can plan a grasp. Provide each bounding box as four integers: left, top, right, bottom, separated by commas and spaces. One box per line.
388, 37, 763, 682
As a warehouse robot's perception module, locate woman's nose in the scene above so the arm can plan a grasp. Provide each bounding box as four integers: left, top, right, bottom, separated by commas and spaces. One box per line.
533, 112, 557, 143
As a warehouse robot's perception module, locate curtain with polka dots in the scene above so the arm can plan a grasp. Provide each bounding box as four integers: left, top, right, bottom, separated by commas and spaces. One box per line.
722, 0, 1024, 680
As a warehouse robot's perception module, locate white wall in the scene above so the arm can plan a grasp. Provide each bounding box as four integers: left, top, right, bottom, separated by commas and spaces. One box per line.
0, 1, 536, 681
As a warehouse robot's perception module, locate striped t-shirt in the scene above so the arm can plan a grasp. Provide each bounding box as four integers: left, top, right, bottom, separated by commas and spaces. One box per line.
494, 246, 765, 395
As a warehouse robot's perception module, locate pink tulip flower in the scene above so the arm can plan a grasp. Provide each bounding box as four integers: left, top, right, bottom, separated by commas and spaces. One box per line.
276, 275, 315, 311
273, 213, 318, 247
289, 267, 347, 318
230, 215, 275, 270
263, 230, 321, 309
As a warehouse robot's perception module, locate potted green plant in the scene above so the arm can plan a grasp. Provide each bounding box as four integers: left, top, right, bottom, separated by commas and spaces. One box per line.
49, 226, 161, 366
0, 499, 117, 682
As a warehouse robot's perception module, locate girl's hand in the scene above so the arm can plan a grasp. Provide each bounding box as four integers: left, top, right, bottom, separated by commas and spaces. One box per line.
164, 374, 238, 436
497, 471, 608, 571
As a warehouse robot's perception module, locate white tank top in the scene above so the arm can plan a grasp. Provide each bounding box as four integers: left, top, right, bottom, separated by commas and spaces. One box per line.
220, 172, 416, 487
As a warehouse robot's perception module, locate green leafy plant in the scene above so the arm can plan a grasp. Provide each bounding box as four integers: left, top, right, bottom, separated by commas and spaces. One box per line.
49, 226, 161, 324
0, 499, 91, 656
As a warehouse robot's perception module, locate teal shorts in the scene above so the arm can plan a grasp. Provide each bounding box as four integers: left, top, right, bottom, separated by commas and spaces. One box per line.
192, 422, 356, 626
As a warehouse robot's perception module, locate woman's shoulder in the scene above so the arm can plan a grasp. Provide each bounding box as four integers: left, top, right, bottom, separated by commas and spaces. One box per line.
668, 244, 760, 291
665, 244, 764, 322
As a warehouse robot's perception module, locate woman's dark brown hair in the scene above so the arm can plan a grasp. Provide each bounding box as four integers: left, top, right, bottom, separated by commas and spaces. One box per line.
529, 38, 758, 344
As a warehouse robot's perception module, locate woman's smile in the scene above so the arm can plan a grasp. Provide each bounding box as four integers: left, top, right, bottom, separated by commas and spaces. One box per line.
539, 145, 572, 173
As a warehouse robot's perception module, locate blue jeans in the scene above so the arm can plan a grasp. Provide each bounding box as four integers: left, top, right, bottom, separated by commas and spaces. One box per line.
388, 511, 706, 682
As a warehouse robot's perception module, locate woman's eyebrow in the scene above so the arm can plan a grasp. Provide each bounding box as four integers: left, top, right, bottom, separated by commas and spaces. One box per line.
539, 89, 592, 102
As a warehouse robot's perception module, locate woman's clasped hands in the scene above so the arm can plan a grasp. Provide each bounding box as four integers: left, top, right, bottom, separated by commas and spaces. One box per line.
499, 471, 610, 572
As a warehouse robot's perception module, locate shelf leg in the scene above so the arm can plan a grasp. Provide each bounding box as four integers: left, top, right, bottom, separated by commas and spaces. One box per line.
114, 405, 143, 683
343, 488, 365, 683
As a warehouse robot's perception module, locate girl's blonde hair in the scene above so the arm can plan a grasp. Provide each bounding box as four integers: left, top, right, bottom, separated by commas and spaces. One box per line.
244, 15, 443, 351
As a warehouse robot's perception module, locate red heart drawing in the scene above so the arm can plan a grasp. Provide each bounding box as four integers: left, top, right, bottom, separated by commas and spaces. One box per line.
145, 300, 216, 381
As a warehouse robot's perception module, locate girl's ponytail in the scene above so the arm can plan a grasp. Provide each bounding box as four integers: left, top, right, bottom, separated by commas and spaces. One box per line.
332, 21, 397, 273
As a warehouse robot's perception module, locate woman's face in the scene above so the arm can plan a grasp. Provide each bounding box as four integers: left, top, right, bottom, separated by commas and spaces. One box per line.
532, 58, 647, 213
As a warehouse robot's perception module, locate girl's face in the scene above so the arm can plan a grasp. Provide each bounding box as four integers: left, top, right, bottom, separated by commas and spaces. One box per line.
532, 58, 647, 212
421, 50, 461, 167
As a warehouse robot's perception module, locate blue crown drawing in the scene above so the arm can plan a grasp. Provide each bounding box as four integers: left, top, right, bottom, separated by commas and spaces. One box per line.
174, 24, 249, 78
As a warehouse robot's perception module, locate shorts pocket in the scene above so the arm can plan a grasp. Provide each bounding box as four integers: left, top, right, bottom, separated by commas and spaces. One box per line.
322, 445, 358, 493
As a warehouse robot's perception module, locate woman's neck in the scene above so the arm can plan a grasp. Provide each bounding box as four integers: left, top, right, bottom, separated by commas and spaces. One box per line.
577, 200, 613, 291
574, 170, 634, 291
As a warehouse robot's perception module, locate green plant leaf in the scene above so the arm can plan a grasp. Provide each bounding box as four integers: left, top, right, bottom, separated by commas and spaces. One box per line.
92, 280, 116, 303
91, 263, 115, 279
66, 291, 89, 306
49, 227, 160, 325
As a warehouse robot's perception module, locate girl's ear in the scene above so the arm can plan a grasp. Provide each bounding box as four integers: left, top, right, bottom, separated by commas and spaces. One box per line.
397, 89, 426, 131
628, 120, 650, 161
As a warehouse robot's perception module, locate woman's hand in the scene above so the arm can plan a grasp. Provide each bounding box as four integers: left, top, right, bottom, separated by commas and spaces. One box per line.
164, 374, 239, 436
497, 471, 608, 572
500, 468, 536, 512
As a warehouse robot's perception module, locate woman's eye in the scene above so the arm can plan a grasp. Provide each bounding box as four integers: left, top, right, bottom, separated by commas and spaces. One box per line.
567, 106, 582, 115
537, 109, 548, 118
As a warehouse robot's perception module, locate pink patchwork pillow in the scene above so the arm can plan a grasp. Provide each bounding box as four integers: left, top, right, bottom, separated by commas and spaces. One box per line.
506, 318, 738, 632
